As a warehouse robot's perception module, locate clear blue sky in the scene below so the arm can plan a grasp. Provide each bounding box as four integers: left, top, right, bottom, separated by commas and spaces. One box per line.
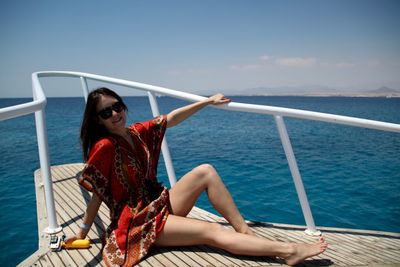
1, 0, 399, 97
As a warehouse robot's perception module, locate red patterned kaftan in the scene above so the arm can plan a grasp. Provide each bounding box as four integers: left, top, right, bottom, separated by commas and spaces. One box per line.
79, 115, 170, 266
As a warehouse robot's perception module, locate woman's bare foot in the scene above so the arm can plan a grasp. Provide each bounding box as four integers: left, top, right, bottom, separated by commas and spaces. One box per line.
284, 238, 328, 266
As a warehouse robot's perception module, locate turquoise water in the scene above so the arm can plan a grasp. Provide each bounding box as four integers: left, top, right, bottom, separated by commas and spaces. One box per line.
0, 96, 399, 266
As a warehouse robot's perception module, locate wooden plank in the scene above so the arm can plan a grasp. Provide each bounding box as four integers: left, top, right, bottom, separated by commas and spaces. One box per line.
46, 250, 67, 267
171, 247, 214, 267
163, 248, 204, 267
322, 230, 395, 265
141, 252, 165, 267
154, 247, 190, 267
148, 252, 180, 267
56, 249, 77, 267
323, 232, 375, 264
187, 245, 231, 267
137, 259, 155, 267
39, 254, 53, 267
342, 232, 400, 263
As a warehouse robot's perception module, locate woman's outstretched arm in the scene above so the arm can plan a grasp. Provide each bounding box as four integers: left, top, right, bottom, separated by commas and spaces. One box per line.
166, 93, 230, 128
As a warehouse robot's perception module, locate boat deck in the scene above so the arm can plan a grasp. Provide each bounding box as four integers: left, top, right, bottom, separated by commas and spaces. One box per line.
19, 163, 400, 267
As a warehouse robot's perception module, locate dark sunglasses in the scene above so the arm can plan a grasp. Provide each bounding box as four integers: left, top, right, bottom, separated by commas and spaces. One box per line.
97, 102, 124, 120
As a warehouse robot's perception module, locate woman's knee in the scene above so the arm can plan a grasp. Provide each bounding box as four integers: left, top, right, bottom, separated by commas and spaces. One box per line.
193, 163, 217, 180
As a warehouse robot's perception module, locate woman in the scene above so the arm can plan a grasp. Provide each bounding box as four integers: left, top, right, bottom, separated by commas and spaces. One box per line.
68, 87, 327, 266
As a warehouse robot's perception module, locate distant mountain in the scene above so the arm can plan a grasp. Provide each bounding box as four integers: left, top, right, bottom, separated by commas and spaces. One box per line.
367, 86, 400, 94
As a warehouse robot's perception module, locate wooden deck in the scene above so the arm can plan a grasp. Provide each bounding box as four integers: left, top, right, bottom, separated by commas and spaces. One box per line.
19, 163, 400, 267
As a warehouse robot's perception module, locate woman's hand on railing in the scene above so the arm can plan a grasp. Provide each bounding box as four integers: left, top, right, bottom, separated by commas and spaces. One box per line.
167, 93, 230, 128
206, 93, 231, 105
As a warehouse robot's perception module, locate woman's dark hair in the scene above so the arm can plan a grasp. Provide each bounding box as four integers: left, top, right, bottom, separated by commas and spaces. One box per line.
80, 87, 127, 161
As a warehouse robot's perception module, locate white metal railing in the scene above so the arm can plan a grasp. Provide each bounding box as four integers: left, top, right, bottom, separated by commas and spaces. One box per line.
1, 71, 400, 236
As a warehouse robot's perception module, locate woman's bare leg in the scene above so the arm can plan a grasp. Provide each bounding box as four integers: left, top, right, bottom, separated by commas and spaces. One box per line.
169, 164, 253, 235
155, 215, 328, 266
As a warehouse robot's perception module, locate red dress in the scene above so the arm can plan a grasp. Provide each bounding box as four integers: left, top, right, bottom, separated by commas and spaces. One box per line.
79, 115, 170, 266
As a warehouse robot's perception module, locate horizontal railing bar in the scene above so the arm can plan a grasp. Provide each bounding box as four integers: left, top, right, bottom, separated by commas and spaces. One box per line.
0, 100, 45, 121
0, 73, 48, 121
34, 71, 400, 133
227, 102, 400, 133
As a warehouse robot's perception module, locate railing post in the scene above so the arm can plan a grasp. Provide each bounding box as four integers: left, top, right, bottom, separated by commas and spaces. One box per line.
147, 92, 177, 187
274, 115, 321, 236
33, 96, 62, 234
80, 77, 89, 102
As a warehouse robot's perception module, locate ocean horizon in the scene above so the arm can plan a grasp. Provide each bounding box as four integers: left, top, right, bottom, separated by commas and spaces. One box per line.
0, 95, 399, 266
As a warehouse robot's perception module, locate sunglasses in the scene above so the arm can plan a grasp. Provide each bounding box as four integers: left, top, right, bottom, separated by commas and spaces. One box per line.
97, 102, 124, 120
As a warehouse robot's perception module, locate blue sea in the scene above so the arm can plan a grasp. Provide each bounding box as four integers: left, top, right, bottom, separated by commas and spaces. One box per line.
1, 96, 399, 266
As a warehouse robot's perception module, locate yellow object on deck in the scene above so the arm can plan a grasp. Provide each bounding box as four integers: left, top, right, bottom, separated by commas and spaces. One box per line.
62, 239, 91, 249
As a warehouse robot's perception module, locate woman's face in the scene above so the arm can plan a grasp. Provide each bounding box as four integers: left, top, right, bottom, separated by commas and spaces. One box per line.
96, 94, 127, 135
